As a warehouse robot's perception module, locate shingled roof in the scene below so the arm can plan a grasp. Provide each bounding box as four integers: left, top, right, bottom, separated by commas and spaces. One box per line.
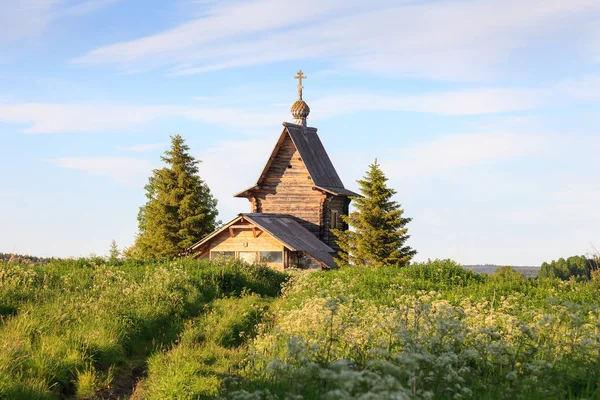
188, 213, 336, 268
235, 122, 360, 198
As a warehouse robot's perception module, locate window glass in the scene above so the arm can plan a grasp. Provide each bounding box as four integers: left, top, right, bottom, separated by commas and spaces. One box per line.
331, 211, 339, 229
211, 251, 235, 261
239, 251, 257, 264
260, 251, 283, 263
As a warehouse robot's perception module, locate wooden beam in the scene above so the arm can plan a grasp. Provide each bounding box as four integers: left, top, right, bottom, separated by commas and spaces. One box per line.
229, 224, 253, 229
227, 224, 263, 238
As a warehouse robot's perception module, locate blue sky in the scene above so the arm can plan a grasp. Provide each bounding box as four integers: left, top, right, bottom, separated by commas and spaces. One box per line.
1, 0, 599, 265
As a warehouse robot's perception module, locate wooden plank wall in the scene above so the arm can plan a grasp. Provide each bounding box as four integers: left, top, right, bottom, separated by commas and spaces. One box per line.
252, 134, 324, 235
207, 222, 285, 270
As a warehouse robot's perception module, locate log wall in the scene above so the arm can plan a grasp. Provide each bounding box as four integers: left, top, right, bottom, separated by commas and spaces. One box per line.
251, 134, 324, 235
321, 195, 349, 251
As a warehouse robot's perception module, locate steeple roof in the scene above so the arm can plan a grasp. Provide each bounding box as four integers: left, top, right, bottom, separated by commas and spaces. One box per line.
234, 122, 360, 198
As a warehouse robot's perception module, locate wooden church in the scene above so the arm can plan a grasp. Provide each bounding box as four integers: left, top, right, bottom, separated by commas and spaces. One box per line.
188, 71, 359, 270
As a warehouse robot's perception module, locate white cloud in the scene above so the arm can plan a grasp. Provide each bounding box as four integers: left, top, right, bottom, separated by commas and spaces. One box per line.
0, 0, 58, 45
197, 138, 274, 221
0, 103, 285, 133
555, 74, 600, 101
117, 143, 166, 152
59, 0, 119, 16
364, 132, 599, 265
73, 0, 368, 66
311, 88, 548, 119
0, 0, 118, 46
73, 0, 600, 80
50, 157, 151, 185
312, 74, 600, 119
1, 74, 598, 134
380, 132, 546, 180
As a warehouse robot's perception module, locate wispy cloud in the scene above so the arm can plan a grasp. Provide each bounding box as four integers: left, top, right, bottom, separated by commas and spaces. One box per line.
2, 75, 599, 134
555, 74, 600, 101
73, 0, 600, 80
0, 103, 285, 133
59, 0, 119, 16
0, 0, 58, 45
197, 138, 274, 220
0, 0, 118, 46
311, 88, 548, 119
117, 143, 167, 152
381, 132, 546, 180
50, 156, 151, 185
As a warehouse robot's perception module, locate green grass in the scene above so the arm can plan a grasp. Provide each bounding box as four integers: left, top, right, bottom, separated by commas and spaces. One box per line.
226, 260, 600, 399
2, 258, 599, 399
138, 294, 271, 399
0, 258, 286, 399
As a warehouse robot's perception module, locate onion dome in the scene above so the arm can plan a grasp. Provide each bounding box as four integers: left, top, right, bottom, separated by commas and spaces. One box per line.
291, 99, 310, 120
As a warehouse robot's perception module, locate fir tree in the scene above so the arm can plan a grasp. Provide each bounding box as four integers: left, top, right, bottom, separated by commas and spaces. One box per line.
333, 160, 416, 267
129, 135, 219, 258
108, 240, 120, 260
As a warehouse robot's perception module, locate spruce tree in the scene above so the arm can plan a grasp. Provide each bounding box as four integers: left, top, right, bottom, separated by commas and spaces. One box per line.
334, 160, 416, 267
108, 240, 120, 260
129, 135, 219, 258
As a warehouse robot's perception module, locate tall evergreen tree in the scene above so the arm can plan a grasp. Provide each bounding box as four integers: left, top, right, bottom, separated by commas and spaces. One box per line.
108, 240, 120, 261
333, 160, 416, 267
128, 135, 219, 258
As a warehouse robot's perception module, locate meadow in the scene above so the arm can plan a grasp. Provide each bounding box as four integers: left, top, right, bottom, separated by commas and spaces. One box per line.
0, 258, 599, 399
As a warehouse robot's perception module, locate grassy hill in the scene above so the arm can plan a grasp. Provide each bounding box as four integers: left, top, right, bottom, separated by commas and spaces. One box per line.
1, 259, 598, 399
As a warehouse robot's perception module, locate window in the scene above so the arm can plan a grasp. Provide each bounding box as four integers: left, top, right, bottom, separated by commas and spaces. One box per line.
211, 251, 235, 261
260, 251, 283, 263
331, 211, 339, 229
296, 253, 321, 269
239, 251, 258, 264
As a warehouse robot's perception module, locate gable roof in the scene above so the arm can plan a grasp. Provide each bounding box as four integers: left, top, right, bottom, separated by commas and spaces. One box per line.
242, 213, 336, 267
188, 213, 337, 268
284, 123, 344, 188
235, 122, 360, 198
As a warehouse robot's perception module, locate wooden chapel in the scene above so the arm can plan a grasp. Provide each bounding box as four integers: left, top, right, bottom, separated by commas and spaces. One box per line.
188, 71, 359, 270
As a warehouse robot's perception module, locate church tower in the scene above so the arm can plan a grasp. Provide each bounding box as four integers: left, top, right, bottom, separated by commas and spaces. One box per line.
234, 71, 359, 250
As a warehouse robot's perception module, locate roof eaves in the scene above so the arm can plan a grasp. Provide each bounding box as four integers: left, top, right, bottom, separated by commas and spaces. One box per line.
314, 185, 362, 197
233, 185, 259, 198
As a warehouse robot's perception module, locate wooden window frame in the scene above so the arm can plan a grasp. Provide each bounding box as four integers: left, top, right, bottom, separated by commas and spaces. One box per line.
260, 251, 283, 263
331, 210, 339, 229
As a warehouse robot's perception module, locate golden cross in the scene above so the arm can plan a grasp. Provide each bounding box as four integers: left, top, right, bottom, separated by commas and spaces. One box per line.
294, 70, 306, 99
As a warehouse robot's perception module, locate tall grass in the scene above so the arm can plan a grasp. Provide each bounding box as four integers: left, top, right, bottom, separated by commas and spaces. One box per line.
138, 294, 272, 399
3, 258, 599, 399
228, 260, 600, 399
0, 258, 286, 399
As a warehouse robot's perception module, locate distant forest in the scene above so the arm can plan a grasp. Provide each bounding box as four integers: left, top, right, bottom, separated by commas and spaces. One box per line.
0, 253, 55, 266
464, 264, 539, 278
